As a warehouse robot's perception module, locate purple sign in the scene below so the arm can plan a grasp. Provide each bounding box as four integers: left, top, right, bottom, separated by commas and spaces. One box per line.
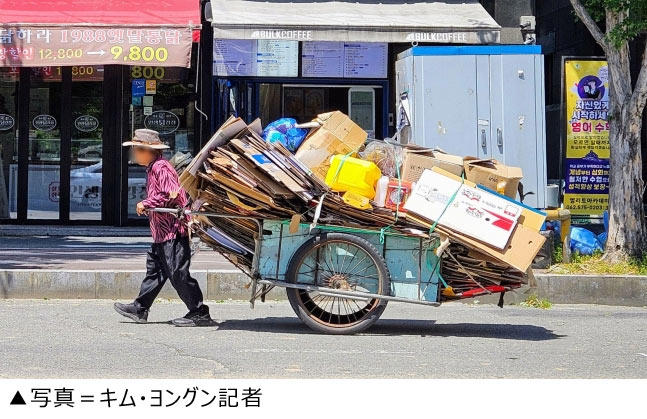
564, 151, 609, 195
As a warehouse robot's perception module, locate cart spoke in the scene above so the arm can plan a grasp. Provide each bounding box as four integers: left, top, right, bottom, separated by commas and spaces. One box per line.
293, 239, 384, 328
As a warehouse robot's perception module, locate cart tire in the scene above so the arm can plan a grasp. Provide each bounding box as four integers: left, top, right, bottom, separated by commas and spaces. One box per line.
285, 232, 390, 335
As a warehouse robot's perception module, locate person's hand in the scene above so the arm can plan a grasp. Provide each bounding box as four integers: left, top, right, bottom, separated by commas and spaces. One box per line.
136, 202, 147, 216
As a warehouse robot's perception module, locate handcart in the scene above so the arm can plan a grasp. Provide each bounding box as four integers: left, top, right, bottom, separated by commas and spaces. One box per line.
152, 207, 512, 335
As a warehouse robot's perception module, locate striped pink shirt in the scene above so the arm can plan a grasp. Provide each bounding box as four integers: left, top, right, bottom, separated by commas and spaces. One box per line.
141, 157, 188, 243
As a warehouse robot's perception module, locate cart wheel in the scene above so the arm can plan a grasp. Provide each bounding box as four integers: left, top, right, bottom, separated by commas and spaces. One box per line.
285, 233, 390, 335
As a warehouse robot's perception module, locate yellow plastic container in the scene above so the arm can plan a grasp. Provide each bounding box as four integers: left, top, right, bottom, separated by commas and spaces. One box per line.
325, 155, 382, 199
342, 191, 373, 210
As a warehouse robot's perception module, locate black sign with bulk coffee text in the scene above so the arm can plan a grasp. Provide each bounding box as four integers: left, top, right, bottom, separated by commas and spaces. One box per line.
32, 114, 57, 131
74, 115, 99, 132
144, 110, 179, 135
0, 114, 14, 130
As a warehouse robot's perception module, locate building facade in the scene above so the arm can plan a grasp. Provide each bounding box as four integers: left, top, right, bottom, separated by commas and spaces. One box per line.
0, 0, 208, 226
5, 0, 634, 227
205, 0, 502, 141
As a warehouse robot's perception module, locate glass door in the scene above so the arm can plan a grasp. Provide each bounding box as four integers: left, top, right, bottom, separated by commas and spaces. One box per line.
125, 65, 197, 220
20, 66, 105, 222
28, 67, 62, 220
0, 68, 19, 220
70, 66, 104, 220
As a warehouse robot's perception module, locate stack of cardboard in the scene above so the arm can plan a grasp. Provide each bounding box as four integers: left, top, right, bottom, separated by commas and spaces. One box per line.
180, 112, 546, 300
440, 243, 527, 293
179, 115, 401, 272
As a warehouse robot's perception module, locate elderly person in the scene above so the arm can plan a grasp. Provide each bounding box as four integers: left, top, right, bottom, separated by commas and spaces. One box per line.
114, 129, 212, 327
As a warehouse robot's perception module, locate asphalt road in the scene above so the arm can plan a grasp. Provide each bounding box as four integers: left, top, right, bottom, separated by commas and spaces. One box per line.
0, 236, 229, 270
0, 299, 646, 378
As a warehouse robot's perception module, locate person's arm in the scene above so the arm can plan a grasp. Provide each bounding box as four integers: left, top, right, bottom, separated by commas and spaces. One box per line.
141, 164, 181, 209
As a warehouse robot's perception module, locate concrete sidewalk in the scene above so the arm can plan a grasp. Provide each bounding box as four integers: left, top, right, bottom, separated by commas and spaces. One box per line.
0, 235, 284, 300
0, 235, 230, 270
1, 235, 646, 306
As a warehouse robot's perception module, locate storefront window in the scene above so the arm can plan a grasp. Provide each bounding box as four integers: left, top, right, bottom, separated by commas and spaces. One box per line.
126, 65, 196, 218
259, 83, 381, 137
28, 67, 61, 219
70, 66, 104, 220
0, 68, 19, 219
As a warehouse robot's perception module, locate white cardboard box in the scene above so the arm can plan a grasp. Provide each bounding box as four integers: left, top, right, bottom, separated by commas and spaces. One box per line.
404, 169, 523, 249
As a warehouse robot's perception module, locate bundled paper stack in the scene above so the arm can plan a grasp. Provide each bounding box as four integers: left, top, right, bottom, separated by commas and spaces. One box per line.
179, 112, 546, 299
179, 114, 404, 274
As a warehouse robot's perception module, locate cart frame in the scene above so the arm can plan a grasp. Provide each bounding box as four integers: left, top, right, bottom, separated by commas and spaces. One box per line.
151, 208, 443, 308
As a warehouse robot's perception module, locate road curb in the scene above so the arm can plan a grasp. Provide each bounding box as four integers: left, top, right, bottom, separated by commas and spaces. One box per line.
0, 269, 286, 301
1, 270, 646, 307
532, 273, 647, 307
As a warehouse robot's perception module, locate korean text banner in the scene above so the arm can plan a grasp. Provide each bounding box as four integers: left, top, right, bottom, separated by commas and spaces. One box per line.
0, 27, 192, 67
563, 59, 609, 215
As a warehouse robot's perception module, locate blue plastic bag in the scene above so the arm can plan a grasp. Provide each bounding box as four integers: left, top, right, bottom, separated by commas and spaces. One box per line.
591, 210, 609, 249
262, 118, 308, 152
597, 232, 608, 247
570, 226, 603, 255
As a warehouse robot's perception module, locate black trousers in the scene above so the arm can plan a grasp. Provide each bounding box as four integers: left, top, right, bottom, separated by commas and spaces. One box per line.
134, 235, 209, 316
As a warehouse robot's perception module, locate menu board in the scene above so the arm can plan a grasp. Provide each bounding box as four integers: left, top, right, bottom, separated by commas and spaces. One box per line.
301, 42, 387, 78
215, 40, 387, 78
302, 41, 344, 78
256, 40, 299, 77
213, 39, 255, 76
213, 39, 298, 77
343, 43, 387, 78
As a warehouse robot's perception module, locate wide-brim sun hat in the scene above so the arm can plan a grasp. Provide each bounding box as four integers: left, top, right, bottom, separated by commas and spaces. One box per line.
122, 128, 169, 149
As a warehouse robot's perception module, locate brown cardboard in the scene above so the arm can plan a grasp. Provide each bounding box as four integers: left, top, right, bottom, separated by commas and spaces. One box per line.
295, 111, 367, 181
431, 167, 545, 232
463, 157, 523, 199
406, 212, 545, 272
186, 116, 248, 176
450, 223, 546, 272
400, 146, 464, 182
230, 138, 306, 194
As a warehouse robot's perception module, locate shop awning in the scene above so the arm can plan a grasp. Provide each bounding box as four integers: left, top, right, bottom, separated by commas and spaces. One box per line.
207, 0, 500, 44
0, 0, 201, 67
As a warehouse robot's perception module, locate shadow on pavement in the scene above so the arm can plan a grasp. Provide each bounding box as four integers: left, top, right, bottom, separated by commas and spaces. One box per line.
216, 317, 564, 341
369, 320, 564, 340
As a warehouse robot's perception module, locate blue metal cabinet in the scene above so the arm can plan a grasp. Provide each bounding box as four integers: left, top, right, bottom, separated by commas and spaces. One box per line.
395, 45, 547, 208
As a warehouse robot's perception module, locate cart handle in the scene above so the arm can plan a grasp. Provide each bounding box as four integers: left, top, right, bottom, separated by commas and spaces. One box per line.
149, 207, 265, 306
148, 207, 263, 222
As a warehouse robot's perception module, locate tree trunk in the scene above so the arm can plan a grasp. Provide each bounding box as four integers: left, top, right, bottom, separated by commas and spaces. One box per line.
605, 103, 646, 261
568, 0, 647, 261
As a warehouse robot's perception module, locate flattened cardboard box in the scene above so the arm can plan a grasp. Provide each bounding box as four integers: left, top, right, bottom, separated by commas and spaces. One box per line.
463, 157, 523, 199
400, 146, 464, 182
407, 213, 545, 273
404, 169, 523, 249
406, 167, 546, 272
431, 167, 546, 232
230, 138, 306, 194
295, 111, 367, 181
186, 116, 248, 176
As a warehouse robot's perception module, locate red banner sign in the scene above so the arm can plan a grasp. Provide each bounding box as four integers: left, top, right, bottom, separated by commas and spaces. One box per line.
0, 26, 193, 67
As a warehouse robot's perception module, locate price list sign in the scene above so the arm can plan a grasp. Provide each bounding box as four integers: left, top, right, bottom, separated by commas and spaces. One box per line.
343, 43, 387, 78
213, 39, 255, 76
302, 41, 344, 78
256, 40, 298, 77
213, 39, 298, 77
301, 42, 387, 78
0, 26, 193, 67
